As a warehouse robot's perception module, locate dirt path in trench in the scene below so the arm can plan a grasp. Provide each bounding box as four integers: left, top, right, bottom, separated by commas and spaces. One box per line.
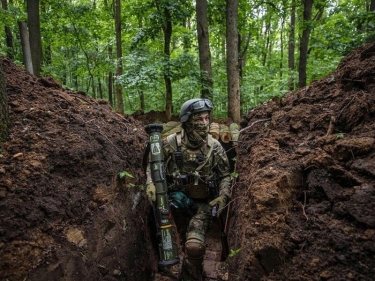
154, 222, 228, 281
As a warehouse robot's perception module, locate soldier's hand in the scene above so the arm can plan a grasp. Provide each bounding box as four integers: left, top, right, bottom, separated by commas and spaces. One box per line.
209, 195, 227, 217
146, 182, 156, 203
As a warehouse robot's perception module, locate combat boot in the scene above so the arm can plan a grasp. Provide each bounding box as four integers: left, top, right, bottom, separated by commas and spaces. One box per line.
179, 257, 204, 281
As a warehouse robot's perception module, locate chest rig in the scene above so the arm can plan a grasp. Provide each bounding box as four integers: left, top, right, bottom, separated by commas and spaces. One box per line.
166, 131, 215, 199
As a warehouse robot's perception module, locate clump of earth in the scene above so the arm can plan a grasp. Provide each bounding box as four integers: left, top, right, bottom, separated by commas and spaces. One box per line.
1, 42, 374, 281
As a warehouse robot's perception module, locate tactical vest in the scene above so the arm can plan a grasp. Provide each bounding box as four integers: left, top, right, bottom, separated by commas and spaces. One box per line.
166, 131, 216, 199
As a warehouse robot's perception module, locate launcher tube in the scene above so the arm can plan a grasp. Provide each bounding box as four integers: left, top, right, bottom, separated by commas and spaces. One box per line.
145, 124, 179, 266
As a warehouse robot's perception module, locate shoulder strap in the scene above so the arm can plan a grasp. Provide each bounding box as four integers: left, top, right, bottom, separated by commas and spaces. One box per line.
176, 131, 182, 151
195, 137, 214, 173
207, 133, 214, 146
166, 131, 182, 152
193, 134, 215, 184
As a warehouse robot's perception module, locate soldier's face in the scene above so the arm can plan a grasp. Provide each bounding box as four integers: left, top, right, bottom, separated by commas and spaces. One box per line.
192, 112, 210, 125
190, 111, 210, 137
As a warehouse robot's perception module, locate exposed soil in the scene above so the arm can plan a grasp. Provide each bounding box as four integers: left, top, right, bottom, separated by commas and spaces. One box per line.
1, 42, 375, 281
229, 43, 375, 281
0, 58, 154, 281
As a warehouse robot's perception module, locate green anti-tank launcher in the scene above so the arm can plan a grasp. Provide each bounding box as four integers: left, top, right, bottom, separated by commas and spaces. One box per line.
145, 124, 179, 266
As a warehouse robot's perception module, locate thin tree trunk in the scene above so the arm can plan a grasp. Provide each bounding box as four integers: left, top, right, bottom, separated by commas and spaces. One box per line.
98, 77, 103, 99
288, 0, 296, 91
196, 0, 213, 100
27, 0, 42, 76
226, 0, 240, 123
262, 20, 271, 67
140, 90, 145, 112
239, 31, 251, 78
45, 45, 52, 65
298, 0, 313, 88
267, 26, 273, 67
108, 46, 114, 107
279, 17, 285, 80
115, 0, 124, 114
136, 11, 146, 110
239, 32, 251, 116
91, 78, 96, 99
2, 0, 14, 60
367, 0, 375, 43
0, 59, 9, 142
159, 4, 173, 121
104, 0, 114, 107
182, 18, 191, 51
40, 1, 50, 65
18, 21, 34, 74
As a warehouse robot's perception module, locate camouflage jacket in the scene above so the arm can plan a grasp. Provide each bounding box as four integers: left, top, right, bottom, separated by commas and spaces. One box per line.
162, 129, 231, 200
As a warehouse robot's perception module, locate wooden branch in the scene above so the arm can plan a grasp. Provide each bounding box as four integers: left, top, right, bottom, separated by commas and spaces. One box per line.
298, 191, 309, 221
325, 115, 336, 136
239, 118, 271, 133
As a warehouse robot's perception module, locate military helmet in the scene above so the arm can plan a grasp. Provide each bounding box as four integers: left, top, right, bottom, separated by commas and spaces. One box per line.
179, 98, 214, 123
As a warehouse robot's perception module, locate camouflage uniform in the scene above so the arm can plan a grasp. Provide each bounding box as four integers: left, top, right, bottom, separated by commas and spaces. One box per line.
146, 98, 231, 281
163, 129, 231, 280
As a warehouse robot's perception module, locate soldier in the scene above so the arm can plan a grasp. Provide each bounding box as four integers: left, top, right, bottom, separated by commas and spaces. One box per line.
145, 98, 231, 281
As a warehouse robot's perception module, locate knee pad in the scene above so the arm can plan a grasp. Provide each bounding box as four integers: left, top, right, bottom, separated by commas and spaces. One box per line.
185, 238, 205, 260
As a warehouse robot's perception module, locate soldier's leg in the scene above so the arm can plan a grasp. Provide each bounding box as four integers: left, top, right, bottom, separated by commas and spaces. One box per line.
180, 203, 211, 281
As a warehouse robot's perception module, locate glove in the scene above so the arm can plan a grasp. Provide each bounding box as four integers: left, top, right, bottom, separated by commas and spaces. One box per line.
169, 191, 197, 216
209, 195, 227, 217
146, 182, 156, 203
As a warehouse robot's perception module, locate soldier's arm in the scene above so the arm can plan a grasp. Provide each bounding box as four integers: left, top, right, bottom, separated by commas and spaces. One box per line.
213, 141, 231, 200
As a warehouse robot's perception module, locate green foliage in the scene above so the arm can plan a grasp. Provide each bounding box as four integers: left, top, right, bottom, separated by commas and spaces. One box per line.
228, 247, 242, 258
118, 171, 134, 179
231, 171, 239, 180
1, 0, 372, 117
1, 4, 24, 25
335, 133, 345, 139
118, 50, 161, 89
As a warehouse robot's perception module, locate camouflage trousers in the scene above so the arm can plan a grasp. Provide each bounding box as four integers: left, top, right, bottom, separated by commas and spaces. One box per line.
179, 202, 212, 281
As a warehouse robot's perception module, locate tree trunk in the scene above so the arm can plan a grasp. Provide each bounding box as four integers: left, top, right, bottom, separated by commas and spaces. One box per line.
91, 77, 96, 99
262, 21, 271, 67
367, 0, 375, 43
162, 6, 173, 121
298, 0, 313, 88
0, 59, 9, 142
279, 16, 285, 80
226, 0, 240, 123
115, 0, 124, 114
40, 1, 50, 65
140, 90, 145, 112
182, 18, 191, 51
108, 46, 114, 107
27, 0, 42, 77
239, 32, 251, 116
18, 21, 34, 74
45, 45, 52, 65
288, 0, 296, 91
196, 0, 213, 100
239, 29, 251, 78
98, 77, 103, 99
2, 0, 14, 60
104, 0, 114, 107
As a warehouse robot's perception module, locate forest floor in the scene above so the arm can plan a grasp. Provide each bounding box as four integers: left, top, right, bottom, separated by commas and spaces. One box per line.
0, 42, 375, 281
